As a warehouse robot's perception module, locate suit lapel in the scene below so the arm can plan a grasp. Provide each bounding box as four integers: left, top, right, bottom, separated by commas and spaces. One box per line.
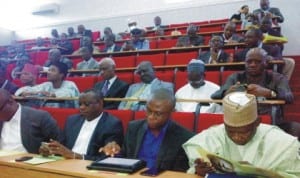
106, 78, 119, 97
69, 116, 85, 149
134, 121, 147, 157
156, 121, 173, 168
20, 106, 31, 151
86, 112, 106, 154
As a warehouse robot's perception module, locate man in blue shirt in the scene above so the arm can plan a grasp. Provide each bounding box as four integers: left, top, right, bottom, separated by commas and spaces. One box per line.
100, 88, 194, 172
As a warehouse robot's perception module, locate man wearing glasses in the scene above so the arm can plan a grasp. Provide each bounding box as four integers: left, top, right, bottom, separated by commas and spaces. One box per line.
0, 88, 60, 154
39, 89, 123, 160
175, 59, 222, 113
100, 88, 194, 172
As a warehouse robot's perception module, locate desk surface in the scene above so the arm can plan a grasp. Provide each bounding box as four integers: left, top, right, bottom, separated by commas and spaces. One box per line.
0, 153, 200, 178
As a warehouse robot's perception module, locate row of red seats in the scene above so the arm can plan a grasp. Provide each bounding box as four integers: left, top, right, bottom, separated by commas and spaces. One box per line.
13, 70, 236, 93
39, 107, 271, 133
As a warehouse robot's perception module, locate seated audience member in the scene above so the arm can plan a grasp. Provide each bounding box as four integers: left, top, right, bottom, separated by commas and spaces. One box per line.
183, 24, 204, 46
15, 64, 39, 96
77, 24, 92, 39
127, 18, 138, 32
118, 61, 173, 111
175, 36, 191, 47
175, 60, 222, 113
67, 27, 77, 38
31, 37, 47, 50
23, 62, 80, 108
11, 43, 31, 79
76, 46, 99, 76
93, 57, 129, 109
44, 48, 73, 70
234, 28, 294, 80
148, 16, 168, 31
230, 5, 250, 23
101, 34, 121, 53
0, 88, 60, 154
130, 28, 150, 50
0, 63, 19, 94
222, 22, 244, 43
72, 36, 101, 55
100, 88, 195, 171
183, 92, 300, 177
253, 0, 284, 25
260, 17, 295, 80
98, 27, 121, 41
198, 35, 231, 64
154, 27, 165, 37
120, 40, 136, 52
57, 33, 74, 55
39, 89, 123, 160
212, 48, 293, 124
51, 29, 60, 39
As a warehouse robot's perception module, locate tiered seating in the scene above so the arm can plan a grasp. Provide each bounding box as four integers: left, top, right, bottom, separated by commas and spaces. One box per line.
136, 53, 165, 66
105, 110, 133, 133
165, 51, 198, 65
66, 76, 97, 92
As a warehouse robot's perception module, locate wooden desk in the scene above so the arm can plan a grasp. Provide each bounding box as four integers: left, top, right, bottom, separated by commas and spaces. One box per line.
0, 154, 200, 178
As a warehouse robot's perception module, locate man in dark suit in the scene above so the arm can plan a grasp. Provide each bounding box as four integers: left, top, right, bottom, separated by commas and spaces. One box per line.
198, 35, 231, 64
100, 88, 195, 172
253, 0, 284, 24
234, 28, 282, 62
0, 88, 60, 153
39, 89, 124, 160
77, 24, 93, 39
101, 34, 121, 53
93, 57, 129, 109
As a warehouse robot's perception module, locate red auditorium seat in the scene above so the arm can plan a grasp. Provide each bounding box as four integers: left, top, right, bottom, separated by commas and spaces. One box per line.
97, 72, 134, 85
70, 39, 80, 51
36, 77, 48, 84
136, 53, 165, 66
134, 111, 195, 132
157, 39, 178, 49
221, 70, 236, 85
71, 57, 83, 69
190, 21, 209, 26
170, 23, 189, 28
34, 51, 49, 66
149, 41, 157, 49
40, 107, 79, 129
205, 71, 221, 85
13, 79, 24, 87
174, 71, 187, 91
105, 110, 133, 133
66, 76, 97, 92
113, 56, 136, 68
209, 19, 229, 24
200, 24, 224, 33
165, 52, 198, 66
196, 113, 272, 133
133, 70, 174, 83
196, 113, 223, 133
92, 31, 101, 42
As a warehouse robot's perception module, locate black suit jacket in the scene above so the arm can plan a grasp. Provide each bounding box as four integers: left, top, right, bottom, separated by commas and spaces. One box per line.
234, 44, 282, 62
199, 50, 229, 64
0, 106, 60, 153
121, 119, 194, 172
93, 77, 129, 109
63, 112, 123, 160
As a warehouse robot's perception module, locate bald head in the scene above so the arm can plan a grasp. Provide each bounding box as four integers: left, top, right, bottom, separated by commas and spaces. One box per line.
136, 61, 155, 84
99, 57, 116, 80
260, 0, 270, 10
245, 48, 268, 76
48, 48, 61, 62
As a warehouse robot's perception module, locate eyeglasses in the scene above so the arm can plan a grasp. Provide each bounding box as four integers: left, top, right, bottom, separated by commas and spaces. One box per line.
79, 101, 99, 107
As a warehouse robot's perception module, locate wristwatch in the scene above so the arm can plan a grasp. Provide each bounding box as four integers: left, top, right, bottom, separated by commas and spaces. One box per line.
270, 90, 277, 98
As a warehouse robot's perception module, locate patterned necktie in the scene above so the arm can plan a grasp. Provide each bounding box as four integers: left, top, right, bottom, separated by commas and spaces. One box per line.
101, 80, 110, 96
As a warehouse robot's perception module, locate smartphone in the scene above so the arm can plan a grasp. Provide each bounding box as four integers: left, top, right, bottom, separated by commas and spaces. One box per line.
15, 156, 33, 162
140, 168, 163, 177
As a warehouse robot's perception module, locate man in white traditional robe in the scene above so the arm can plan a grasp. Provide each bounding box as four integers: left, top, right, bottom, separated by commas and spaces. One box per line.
183, 92, 300, 178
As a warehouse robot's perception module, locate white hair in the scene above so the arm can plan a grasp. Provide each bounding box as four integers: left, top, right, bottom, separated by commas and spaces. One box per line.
98, 57, 116, 66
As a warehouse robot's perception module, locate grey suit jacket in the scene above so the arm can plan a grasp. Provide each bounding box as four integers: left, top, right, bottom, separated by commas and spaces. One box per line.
121, 119, 194, 172
118, 78, 174, 110
0, 106, 60, 153
76, 58, 99, 70
63, 112, 123, 160
253, 7, 284, 23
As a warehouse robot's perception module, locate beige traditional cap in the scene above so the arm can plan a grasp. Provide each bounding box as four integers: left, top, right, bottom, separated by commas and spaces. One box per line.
223, 92, 257, 127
